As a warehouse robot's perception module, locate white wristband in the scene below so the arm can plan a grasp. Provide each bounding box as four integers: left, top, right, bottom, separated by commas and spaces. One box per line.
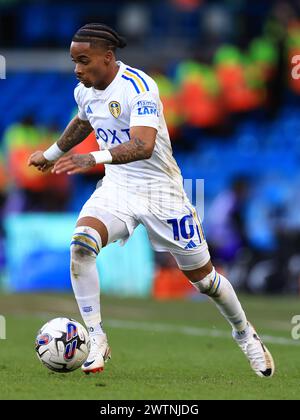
90, 150, 113, 164
43, 143, 64, 161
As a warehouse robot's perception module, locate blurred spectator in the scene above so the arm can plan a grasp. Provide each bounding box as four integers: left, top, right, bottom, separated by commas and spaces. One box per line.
153, 72, 182, 139
1, 116, 70, 212
177, 61, 225, 128
201, 3, 233, 43
206, 177, 251, 263
117, 3, 150, 43
214, 45, 267, 113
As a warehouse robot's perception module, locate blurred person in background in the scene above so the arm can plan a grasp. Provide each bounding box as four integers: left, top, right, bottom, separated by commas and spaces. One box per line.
27, 23, 274, 378
2, 115, 71, 212
207, 176, 251, 264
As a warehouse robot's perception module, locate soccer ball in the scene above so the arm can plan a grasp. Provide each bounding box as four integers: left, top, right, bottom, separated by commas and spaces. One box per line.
35, 317, 90, 373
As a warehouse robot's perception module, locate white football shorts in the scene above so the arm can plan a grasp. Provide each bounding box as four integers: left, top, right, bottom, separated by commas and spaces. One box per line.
77, 179, 211, 271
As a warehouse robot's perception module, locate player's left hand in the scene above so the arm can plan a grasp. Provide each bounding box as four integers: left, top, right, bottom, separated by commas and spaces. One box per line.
52, 154, 96, 175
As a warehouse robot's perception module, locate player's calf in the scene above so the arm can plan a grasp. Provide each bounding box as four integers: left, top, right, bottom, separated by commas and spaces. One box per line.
182, 262, 275, 377
70, 226, 104, 334
70, 225, 111, 373
185, 264, 248, 332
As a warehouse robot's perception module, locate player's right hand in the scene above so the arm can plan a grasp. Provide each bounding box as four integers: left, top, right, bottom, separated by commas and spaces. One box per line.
27, 151, 55, 172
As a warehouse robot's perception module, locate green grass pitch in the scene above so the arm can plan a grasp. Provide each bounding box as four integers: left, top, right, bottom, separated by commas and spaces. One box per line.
0, 293, 299, 400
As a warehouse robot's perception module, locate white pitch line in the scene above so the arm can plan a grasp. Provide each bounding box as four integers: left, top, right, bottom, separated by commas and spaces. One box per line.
30, 312, 300, 346
106, 319, 300, 347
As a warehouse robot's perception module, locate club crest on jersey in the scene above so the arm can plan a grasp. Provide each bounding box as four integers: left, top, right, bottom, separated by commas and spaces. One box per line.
109, 101, 121, 118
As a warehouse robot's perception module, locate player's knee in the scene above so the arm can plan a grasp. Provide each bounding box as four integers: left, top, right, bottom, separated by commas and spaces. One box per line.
189, 267, 217, 295
70, 226, 102, 276
182, 259, 213, 284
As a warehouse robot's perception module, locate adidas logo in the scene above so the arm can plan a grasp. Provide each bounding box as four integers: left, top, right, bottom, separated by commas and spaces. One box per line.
184, 240, 197, 249
86, 105, 93, 114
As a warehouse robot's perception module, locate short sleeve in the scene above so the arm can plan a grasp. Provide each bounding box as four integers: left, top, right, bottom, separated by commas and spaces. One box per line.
129, 91, 160, 130
74, 85, 88, 121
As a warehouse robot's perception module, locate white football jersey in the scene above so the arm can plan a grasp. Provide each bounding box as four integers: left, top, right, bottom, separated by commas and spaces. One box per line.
74, 61, 183, 191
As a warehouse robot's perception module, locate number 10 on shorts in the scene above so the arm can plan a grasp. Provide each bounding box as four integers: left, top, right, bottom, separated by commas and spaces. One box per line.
167, 214, 205, 243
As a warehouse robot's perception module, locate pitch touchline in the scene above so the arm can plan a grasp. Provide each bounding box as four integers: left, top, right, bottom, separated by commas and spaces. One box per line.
106, 319, 300, 347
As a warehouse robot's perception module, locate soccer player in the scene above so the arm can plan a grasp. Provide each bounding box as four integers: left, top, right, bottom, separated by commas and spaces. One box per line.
28, 24, 274, 377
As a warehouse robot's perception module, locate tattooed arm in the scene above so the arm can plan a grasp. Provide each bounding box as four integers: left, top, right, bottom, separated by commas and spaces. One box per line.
52, 126, 157, 175
57, 115, 93, 152
110, 126, 157, 164
27, 116, 93, 172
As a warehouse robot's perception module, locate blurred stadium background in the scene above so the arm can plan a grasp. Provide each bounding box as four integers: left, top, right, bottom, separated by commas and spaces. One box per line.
1, 0, 300, 299
2, 0, 300, 401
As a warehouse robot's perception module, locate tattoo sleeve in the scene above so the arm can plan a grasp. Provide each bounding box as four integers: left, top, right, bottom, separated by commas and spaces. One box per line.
57, 116, 93, 152
72, 154, 96, 169
110, 137, 153, 164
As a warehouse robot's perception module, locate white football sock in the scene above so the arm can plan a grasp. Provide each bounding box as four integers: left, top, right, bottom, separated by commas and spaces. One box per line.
190, 268, 248, 333
70, 226, 105, 336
